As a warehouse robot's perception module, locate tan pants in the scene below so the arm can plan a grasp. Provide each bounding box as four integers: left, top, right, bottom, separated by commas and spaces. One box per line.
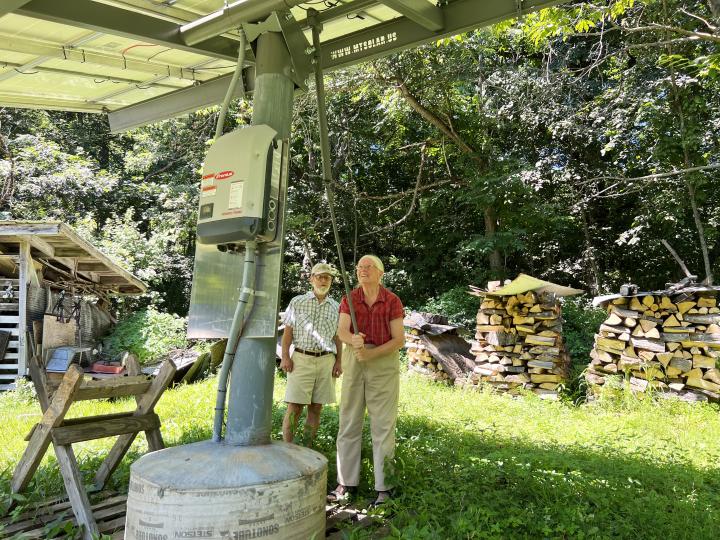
336, 346, 399, 491
284, 351, 336, 405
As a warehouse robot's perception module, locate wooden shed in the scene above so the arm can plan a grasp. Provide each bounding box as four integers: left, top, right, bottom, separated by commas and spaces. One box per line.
0, 221, 146, 390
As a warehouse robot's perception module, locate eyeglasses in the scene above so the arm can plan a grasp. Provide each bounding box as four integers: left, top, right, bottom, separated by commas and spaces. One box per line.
357, 264, 376, 271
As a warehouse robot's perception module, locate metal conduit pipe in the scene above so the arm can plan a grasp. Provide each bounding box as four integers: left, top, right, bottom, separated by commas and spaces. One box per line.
181, 0, 306, 46
212, 240, 257, 442
214, 29, 247, 141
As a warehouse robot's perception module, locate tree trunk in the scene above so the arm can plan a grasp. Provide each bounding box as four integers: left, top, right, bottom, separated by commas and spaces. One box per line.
580, 207, 600, 295
663, 0, 713, 284
484, 206, 503, 276
388, 74, 504, 272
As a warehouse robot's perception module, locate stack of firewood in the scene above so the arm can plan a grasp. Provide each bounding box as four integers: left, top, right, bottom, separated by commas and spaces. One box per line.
405, 327, 452, 383
586, 287, 720, 402
470, 290, 571, 399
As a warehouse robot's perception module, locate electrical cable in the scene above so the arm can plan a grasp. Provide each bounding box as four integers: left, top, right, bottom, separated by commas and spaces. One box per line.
214, 28, 247, 141
120, 43, 160, 56
147, 47, 173, 61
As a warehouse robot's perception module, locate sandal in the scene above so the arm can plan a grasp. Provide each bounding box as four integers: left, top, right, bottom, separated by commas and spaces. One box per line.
370, 490, 392, 508
327, 484, 354, 503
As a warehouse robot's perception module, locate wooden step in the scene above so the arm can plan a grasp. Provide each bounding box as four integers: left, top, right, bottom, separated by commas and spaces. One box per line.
2, 499, 127, 539
0, 328, 21, 336
0, 363, 19, 370
1, 495, 383, 539
1, 494, 126, 536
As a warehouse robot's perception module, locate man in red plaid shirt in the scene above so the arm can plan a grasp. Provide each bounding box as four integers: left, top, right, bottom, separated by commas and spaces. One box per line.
328, 255, 405, 507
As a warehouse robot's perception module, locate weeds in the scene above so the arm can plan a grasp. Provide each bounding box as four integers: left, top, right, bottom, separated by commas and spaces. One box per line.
103, 307, 188, 363
1, 371, 718, 538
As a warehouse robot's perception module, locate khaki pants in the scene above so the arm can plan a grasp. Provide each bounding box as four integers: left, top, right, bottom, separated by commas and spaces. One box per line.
336, 346, 399, 491
284, 351, 336, 405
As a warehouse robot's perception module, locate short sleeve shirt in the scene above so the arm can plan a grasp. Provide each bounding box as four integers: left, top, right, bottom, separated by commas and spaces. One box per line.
283, 292, 340, 353
339, 286, 404, 346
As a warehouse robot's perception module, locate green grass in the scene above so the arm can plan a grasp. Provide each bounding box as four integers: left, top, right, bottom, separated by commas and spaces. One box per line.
1, 370, 719, 539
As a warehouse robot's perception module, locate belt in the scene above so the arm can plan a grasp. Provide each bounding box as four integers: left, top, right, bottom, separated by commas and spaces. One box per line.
295, 347, 334, 357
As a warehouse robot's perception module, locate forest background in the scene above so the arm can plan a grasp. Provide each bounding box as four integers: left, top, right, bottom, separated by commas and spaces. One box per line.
0, 0, 718, 338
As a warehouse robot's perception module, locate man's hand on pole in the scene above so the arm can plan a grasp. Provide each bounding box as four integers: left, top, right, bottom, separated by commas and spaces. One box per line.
353, 332, 375, 362
351, 332, 365, 350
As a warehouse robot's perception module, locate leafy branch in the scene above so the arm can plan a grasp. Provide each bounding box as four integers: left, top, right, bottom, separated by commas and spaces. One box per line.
361, 144, 427, 237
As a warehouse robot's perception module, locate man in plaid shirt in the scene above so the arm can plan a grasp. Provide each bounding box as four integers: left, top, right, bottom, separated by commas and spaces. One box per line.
280, 262, 342, 445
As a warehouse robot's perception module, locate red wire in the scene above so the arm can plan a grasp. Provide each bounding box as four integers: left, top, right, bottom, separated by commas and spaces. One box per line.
120, 43, 159, 55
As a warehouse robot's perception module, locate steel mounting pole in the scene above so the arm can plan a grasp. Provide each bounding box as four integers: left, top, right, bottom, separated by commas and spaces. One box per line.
224, 30, 294, 446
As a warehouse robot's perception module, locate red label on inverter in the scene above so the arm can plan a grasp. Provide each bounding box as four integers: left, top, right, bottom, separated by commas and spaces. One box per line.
215, 170, 234, 180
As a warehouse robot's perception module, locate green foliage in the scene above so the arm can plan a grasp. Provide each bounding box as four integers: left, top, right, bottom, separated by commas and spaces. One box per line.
561, 297, 608, 401
562, 297, 607, 364
9, 377, 38, 406
2, 374, 719, 538
103, 307, 187, 363
416, 286, 479, 333
1, 108, 213, 315
2, 1, 718, 318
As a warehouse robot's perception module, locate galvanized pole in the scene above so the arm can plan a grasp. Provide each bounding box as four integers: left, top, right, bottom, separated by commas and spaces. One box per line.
224, 30, 294, 446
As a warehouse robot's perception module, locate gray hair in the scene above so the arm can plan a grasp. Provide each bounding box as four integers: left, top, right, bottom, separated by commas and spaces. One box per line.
359, 254, 384, 273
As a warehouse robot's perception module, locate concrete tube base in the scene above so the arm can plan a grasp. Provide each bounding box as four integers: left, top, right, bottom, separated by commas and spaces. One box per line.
124, 440, 327, 540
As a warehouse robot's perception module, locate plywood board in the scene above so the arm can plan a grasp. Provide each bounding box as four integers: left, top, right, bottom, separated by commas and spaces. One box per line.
42, 315, 77, 361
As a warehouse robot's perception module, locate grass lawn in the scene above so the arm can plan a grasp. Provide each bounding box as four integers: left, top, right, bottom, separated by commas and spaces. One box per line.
1, 368, 719, 539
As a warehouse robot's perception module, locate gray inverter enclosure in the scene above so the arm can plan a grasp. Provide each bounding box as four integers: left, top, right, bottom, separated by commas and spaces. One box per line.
188, 126, 289, 339
197, 124, 283, 246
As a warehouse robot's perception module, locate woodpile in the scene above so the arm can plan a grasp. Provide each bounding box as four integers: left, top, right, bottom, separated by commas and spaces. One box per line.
586, 285, 720, 402
405, 328, 451, 383
465, 275, 583, 399
404, 312, 475, 385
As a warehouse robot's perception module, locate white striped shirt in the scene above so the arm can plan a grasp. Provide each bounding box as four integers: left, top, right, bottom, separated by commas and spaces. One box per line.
283, 291, 339, 353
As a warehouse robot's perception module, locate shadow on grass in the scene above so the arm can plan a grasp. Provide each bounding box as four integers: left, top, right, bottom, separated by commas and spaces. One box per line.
3, 402, 718, 539
290, 401, 720, 539
385, 413, 719, 539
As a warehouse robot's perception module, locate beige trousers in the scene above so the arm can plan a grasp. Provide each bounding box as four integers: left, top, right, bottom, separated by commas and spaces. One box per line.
336, 346, 399, 491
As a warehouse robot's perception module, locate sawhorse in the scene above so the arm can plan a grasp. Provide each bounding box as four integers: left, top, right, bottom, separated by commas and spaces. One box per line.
10, 357, 176, 539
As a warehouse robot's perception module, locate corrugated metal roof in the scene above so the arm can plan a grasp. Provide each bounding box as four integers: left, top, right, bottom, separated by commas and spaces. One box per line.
0, 1, 563, 125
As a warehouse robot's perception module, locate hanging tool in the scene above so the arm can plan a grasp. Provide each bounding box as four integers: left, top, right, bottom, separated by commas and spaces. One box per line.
52, 290, 68, 323
308, 9, 358, 333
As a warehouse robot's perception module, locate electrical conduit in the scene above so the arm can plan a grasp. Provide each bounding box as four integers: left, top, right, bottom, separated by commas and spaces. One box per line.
211, 32, 255, 442
214, 30, 247, 141
213, 240, 257, 442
